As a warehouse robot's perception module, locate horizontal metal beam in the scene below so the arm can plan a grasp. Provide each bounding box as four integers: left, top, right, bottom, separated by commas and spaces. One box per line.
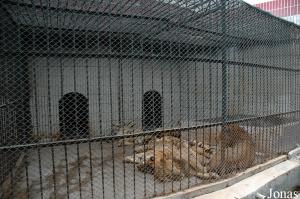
2, 50, 299, 72
1, 109, 299, 150
3, 0, 257, 44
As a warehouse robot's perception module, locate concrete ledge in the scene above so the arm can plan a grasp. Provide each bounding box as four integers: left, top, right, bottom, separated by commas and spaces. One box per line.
195, 159, 300, 199
155, 156, 287, 199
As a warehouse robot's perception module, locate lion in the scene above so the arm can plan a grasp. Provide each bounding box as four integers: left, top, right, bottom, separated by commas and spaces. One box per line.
208, 124, 256, 175
134, 136, 219, 181
125, 123, 255, 180
137, 146, 219, 181
181, 123, 256, 175
135, 136, 212, 165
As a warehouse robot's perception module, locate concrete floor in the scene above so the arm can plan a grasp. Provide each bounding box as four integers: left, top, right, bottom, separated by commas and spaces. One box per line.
7, 122, 300, 199
14, 142, 205, 199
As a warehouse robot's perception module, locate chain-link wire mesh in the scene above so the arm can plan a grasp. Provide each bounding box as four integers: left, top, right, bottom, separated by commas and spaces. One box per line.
0, 0, 300, 198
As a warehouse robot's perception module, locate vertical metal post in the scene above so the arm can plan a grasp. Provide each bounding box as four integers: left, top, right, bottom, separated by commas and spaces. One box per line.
221, 0, 228, 166
221, 0, 228, 123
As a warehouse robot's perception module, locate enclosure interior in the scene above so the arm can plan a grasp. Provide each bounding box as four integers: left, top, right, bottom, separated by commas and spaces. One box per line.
1, 0, 300, 199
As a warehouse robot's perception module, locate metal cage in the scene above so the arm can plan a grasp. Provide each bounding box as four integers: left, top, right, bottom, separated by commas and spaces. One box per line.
0, 0, 300, 198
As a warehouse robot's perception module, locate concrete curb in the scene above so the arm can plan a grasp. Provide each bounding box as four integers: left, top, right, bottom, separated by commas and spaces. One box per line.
155, 155, 287, 199
195, 159, 300, 199
288, 147, 300, 159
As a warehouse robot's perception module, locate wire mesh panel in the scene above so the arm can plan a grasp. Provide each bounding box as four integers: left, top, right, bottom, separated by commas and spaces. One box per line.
0, 0, 300, 198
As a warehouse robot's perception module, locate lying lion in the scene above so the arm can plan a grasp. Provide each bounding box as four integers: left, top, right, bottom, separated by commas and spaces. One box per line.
126, 136, 219, 181
137, 148, 219, 182
124, 124, 255, 181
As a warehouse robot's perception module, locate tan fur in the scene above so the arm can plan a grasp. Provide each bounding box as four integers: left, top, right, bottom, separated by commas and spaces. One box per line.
190, 141, 215, 159
137, 147, 218, 181
134, 136, 219, 181
208, 124, 255, 174
218, 124, 252, 147
182, 126, 222, 146
137, 136, 211, 165
125, 124, 256, 180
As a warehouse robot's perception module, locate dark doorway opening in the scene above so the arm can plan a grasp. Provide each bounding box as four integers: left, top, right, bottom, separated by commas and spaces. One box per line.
59, 92, 89, 139
142, 90, 162, 130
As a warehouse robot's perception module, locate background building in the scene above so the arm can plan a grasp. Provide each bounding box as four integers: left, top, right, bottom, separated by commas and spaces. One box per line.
244, 0, 300, 25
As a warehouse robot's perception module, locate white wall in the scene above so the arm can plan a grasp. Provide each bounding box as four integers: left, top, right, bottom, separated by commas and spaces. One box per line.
29, 56, 223, 137
28, 42, 298, 138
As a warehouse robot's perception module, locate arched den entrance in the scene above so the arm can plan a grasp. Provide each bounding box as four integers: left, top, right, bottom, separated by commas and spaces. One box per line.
59, 92, 89, 139
142, 90, 162, 130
